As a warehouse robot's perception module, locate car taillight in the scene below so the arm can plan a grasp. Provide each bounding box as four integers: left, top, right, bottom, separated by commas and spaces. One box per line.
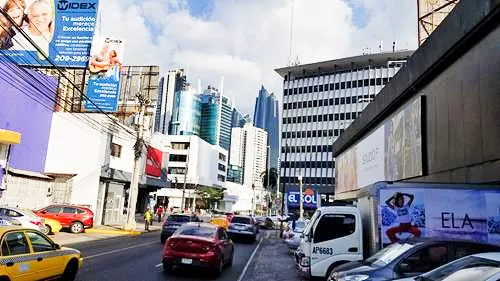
167, 240, 177, 249
30, 221, 41, 226
202, 243, 216, 253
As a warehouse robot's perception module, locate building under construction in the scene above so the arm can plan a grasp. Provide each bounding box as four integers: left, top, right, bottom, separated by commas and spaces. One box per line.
418, 0, 459, 45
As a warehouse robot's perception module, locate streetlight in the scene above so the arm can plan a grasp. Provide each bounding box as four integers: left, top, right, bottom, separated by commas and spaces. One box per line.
298, 171, 303, 220
266, 145, 270, 216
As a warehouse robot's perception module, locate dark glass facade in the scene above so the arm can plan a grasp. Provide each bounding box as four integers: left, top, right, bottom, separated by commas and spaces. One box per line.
253, 85, 280, 169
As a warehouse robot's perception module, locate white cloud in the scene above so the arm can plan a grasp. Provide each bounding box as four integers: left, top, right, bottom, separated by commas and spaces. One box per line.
99, 0, 417, 116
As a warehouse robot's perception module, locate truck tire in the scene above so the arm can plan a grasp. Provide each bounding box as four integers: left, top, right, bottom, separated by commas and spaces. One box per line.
326, 261, 350, 279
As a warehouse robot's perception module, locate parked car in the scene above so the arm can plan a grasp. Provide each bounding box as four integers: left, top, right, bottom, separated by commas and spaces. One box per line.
35, 205, 94, 234
210, 215, 230, 230
0, 206, 44, 231
283, 220, 308, 250
162, 222, 234, 277
0, 226, 83, 280
42, 217, 63, 235
256, 216, 274, 229
328, 238, 500, 281
227, 216, 258, 242
438, 266, 500, 281
161, 213, 199, 243
394, 252, 500, 281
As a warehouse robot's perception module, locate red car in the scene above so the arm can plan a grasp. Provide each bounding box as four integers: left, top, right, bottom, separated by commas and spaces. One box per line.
162, 222, 234, 277
35, 204, 94, 233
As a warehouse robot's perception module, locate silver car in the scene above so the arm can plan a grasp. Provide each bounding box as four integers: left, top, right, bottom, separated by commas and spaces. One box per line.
0, 206, 44, 231
284, 220, 308, 250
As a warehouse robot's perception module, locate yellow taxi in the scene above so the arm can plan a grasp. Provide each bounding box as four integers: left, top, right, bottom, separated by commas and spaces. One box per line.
0, 226, 83, 281
42, 218, 63, 235
209, 215, 230, 230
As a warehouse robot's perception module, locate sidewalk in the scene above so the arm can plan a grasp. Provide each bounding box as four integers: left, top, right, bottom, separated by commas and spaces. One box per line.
243, 234, 303, 281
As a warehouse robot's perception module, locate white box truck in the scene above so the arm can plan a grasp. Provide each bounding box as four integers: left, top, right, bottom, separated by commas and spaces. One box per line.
295, 182, 500, 279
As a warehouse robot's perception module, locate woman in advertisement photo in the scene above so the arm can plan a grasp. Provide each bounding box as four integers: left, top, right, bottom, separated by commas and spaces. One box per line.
10, 0, 54, 57
0, 0, 27, 49
384, 192, 422, 243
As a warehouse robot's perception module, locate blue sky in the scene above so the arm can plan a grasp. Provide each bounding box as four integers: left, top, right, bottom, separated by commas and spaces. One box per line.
187, 0, 214, 18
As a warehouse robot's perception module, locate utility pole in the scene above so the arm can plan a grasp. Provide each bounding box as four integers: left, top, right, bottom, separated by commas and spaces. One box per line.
266, 145, 270, 216
124, 94, 148, 231
181, 144, 190, 212
298, 171, 303, 220
279, 141, 288, 238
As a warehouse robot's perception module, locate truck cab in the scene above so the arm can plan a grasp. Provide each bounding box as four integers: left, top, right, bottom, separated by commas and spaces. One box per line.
296, 206, 363, 279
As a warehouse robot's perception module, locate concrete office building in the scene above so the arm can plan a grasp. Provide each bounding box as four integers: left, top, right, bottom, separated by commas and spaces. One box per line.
253, 86, 280, 170
275, 50, 413, 196
229, 123, 268, 189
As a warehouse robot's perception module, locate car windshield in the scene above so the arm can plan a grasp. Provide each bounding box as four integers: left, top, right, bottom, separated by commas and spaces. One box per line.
294, 221, 307, 233
422, 256, 500, 281
365, 242, 415, 267
231, 217, 251, 224
440, 267, 500, 281
178, 226, 215, 238
168, 215, 190, 222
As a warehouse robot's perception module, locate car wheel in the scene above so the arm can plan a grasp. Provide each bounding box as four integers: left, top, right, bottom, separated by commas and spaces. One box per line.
214, 257, 224, 277
70, 222, 84, 234
61, 259, 79, 281
160, 236, 166, 244
162, 261, 173, 274
227, 249, 234, 267
42, 225, 51, 235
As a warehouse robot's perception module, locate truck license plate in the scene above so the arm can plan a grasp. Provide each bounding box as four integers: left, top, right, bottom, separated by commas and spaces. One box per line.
181, 258, 192, 264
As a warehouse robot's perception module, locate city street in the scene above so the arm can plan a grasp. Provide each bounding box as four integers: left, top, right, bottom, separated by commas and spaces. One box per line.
72, 230, 269, 281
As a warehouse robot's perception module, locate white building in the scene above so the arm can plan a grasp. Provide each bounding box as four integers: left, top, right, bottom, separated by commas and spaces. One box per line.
230, 123, 268, 189
154, 69, 186, 135
151, 134, 228, 210
275, 51, 413, 197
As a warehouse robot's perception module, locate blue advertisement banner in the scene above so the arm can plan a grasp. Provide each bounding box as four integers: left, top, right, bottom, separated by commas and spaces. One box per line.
0, 0, 98, 67
287, 189, 318, 209
83, 36, 124, 112
379, 187, 500, 246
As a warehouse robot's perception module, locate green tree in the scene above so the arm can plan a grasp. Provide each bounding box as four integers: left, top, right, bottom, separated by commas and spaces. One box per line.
261, 167, 278, 190
196, 187, 225, 209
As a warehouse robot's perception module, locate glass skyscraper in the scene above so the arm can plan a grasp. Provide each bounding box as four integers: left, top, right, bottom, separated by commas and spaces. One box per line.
199, 86, 234, 151
253, 85, 280, 169
169, 88, 201, 135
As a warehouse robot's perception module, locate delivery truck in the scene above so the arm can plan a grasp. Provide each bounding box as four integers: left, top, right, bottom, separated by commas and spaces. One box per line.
295, 181, 500, 279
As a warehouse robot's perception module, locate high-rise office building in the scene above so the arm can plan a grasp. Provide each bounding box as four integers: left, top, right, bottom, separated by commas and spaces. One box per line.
154, 69, 187, 134
253, 86, 280, 170
199, 86, 233, 151
275, 51, 413, 195
229, 123, 268, 189
231, 108, 246, 128
169, 86, 201, 136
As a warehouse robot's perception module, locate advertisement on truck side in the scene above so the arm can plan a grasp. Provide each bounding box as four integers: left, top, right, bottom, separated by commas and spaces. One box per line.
379, 187, 500, 246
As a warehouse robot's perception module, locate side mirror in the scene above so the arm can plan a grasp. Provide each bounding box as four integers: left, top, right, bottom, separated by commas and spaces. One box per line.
398, 262, 411, 273
54, 244, 61, 250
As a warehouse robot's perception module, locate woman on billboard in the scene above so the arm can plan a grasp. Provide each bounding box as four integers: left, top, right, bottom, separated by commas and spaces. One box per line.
0, 0, 26, 49
385, 192, 421, 242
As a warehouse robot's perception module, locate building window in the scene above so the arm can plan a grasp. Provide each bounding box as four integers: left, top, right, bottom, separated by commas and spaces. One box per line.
318, 100, 323, 107
335, 98, 340, 105
308, 116, 312, 122
329, 83, 334, 90
219, 153, 227, 161
168, 167, 186, 175
340, 97, 345, 104
308, 86, 313, 92
218, 163, 226, 172
313, 116, 317, 122
312, 131, 317, 137
329, 114, 334, 121
172, 142, 190, 150
299, 87, 303, 94
376, 78, 382, 85
169, 154, 187, 162
335, 83, 340, 90
303, 101, 307, 108
346, 112, 351, 120
298, 102, 303, 109
340, 82, 345, 89
334, 129, 339, 136
364, 79, 369, 87
293, 88, 298, 95
218, 175, 226, 182
284, 89, 288, 96
319, 85, 323, 92
313, 100, 318, 107
282, 132, 286, 138
352, 80, 357, 88
328, 130, 333, 137
346, 81, 351, 88
370, 78, 375, 86
303, 87, 308, 93
308, 101, 313, 107
314, 85, 318, 92
307, 131, 312, 138
111, 143, 122, 157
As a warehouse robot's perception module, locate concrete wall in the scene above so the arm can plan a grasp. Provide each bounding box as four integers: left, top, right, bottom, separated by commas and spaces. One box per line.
0, 62, 57, 172
412, 26, 500, 183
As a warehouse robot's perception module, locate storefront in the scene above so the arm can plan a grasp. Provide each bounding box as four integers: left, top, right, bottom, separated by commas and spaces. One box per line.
286, 184, 319, 218
0, 129, 21, 191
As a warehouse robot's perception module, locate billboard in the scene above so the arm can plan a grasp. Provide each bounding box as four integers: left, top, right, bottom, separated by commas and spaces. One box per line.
145, 146, 162, 177
0, 0, 98, 67
336, 98, 423, 194
379, 187, 500, 246
84, 36, 124, 112
287, 186, 318, 209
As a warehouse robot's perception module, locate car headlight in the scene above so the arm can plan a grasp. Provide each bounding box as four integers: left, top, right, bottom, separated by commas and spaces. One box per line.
342, 275, 369, 281
300, 256, 310, 267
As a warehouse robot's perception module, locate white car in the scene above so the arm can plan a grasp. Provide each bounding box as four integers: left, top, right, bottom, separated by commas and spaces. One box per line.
394, 252, 500, 281
283, 220, 308, 250
0, 206, 44, 231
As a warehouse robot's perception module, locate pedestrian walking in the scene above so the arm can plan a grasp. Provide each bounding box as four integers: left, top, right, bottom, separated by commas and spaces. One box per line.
144, 208, 152, 232
157, 205, 164, 223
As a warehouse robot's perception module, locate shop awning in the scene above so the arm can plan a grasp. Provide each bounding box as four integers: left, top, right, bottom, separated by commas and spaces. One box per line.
0, 129, 21, 145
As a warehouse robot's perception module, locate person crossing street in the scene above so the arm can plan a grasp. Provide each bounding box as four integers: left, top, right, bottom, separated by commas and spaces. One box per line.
156, 205, 164, 223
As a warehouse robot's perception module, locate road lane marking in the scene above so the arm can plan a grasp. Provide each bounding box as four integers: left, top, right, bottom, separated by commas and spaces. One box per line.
84, 241, 158, 260
236, 236, 264, 281
155, 263, 162, 268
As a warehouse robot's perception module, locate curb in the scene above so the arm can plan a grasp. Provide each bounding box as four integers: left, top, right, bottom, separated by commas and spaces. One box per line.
85, 228, 143, 235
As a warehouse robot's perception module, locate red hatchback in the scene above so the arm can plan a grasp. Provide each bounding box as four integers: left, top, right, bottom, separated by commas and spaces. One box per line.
162, 222, 234, 277
35, 204, 94, 233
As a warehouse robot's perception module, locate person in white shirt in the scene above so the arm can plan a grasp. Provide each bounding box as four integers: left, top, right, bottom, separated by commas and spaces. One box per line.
385, 192, 421, 242
11, 0, 53, 57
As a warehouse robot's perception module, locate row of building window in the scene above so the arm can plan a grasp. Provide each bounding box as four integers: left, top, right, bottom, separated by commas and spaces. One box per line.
170, 154, 187, 162
218, 163, 226, 172
284, 78, 389, 96
280, 176, 334, 185
281, 161, 334, 169
168, 167, 186, 175
282, 145, 333, 154
218, 174, 226, 182
282, 111, 360, 125
283, 95, 376, 110
282, 129, 345, 139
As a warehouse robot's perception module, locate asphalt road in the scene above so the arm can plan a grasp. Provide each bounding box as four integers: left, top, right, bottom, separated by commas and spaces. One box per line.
70, 230, 266, 281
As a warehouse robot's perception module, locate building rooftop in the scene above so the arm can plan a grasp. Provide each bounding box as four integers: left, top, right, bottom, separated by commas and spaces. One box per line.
275, 50, 414, 79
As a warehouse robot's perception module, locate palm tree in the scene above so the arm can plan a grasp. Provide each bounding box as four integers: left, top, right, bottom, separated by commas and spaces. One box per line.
261, 167, 278, 190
